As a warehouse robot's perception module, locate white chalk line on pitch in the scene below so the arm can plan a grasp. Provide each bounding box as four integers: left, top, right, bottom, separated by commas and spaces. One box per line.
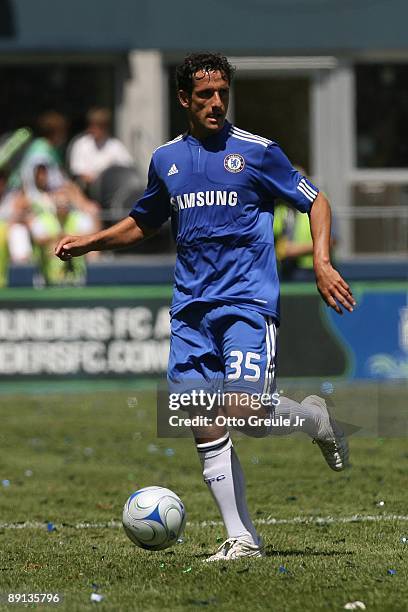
0, 514, 408, 531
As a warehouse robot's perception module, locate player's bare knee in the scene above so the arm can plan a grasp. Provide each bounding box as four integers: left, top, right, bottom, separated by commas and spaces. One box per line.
192, 424, 227, 445
223, 397, 269, 438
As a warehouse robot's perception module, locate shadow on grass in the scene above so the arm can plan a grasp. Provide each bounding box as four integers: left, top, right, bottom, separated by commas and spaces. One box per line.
193, 547, 354, 560
265, 547, 354, 557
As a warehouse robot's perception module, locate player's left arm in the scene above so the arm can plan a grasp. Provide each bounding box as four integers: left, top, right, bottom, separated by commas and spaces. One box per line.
309, 192, 355, 315
259, 143, 356, 315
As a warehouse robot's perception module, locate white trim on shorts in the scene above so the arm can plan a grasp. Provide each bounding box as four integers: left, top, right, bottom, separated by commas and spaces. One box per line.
262, 316, 277, 396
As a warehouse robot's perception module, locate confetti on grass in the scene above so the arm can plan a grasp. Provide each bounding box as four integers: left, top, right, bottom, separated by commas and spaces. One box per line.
321, 381, 334, 394
90, 593, 104, 603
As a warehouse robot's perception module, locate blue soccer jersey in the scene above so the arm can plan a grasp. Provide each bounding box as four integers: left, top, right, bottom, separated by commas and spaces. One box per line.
130, 121, 319, 322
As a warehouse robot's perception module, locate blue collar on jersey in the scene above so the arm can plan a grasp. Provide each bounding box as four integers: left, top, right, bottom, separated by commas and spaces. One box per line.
184, 120, 231, 147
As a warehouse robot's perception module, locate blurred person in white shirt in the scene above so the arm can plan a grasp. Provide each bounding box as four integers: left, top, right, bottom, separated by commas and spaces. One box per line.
69, 107, 133, 189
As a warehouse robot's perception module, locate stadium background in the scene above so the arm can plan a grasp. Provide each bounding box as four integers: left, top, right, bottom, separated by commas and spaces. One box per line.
0, 0, 408, 379
0, 0, 408, 610
0, 0, 406, 385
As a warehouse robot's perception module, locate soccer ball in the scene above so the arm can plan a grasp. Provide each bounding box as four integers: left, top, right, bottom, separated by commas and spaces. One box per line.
122, 486, 186, 551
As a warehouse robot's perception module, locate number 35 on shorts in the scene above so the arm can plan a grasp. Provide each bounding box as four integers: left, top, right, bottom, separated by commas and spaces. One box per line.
227, 351, 261, 382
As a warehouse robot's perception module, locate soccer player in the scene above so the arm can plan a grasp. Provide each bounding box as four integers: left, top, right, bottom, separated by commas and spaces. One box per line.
56, 53, 355, 561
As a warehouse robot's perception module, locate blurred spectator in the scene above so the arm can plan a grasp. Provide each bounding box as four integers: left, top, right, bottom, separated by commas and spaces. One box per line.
54, 180, 101, 234
0, 114, 101, 285
7, 190, 33, 264
0, 168, 33, 266
31, 187, 93, 285
0, 220, 7, 287
274, 203, 315, 281
28, 166, 99, 285
0, 129, 33, 285
69, 107, 133, 189
0, 167, 100, 285
0, 169, 10, 286
9, 111, 68, 198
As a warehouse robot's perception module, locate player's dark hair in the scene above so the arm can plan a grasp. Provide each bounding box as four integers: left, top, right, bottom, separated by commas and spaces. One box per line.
175, 53, 235, 95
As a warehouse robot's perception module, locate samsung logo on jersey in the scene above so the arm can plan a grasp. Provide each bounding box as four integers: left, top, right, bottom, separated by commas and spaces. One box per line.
170, 190, 238, 210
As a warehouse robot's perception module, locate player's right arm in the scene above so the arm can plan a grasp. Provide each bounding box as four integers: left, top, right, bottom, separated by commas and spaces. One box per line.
55, 155, 171, 261
55, 216, 155, 260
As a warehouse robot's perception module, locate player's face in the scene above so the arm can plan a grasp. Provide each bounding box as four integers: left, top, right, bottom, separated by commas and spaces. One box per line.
179, 70, 230, 140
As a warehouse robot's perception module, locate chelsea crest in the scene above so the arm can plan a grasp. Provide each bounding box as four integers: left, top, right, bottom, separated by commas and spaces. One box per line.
224, 153, 245, 173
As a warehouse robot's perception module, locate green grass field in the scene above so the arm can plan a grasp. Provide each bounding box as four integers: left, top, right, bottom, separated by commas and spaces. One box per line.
0, 387, 407, 611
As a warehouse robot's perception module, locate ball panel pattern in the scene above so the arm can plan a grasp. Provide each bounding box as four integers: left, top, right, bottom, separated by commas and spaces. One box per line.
123, 486, 186, 551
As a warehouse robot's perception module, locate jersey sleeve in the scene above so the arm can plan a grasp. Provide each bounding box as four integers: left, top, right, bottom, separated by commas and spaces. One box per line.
129, 157, 170, 229
259, 143, 319, 213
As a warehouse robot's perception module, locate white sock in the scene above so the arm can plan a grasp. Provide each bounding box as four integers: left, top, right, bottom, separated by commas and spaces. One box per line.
197, 433, 258, 544
268, 395, 324, 438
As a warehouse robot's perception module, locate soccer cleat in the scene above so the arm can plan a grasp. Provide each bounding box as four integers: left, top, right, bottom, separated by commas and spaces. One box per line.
204, 537, 265, 562
302, 395, 350, 472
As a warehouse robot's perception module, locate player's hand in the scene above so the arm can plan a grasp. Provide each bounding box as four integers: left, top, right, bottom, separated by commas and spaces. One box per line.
314, 262, 356, 315
55, 235, 91, 260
